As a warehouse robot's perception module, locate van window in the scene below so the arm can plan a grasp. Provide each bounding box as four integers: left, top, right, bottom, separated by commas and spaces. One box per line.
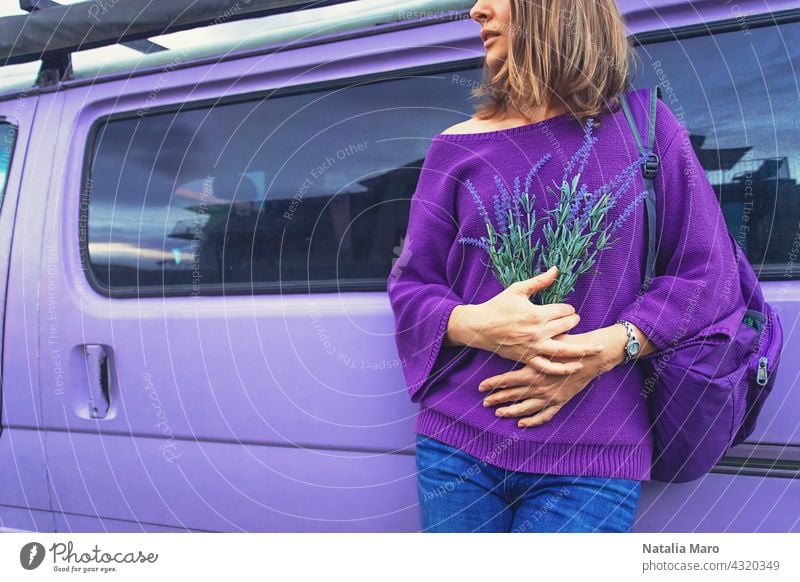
634, 18, 800, 278
0, 122, 16, 209
82, 68, 484, 296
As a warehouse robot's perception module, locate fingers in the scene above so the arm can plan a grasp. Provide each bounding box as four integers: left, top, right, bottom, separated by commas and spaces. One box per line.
517, 405, 564, 428
482, 386, 542, 407
541, 312, 582, 338
478, 367, 541, 392
527, 355, 584, 375
537, 337, 605, 359
535, 302, 575, 321
514, 266, 559, 296
494, 398, 550, 418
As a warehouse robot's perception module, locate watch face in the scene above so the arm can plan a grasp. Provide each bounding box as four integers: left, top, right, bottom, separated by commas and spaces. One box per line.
628, 341, 641, 356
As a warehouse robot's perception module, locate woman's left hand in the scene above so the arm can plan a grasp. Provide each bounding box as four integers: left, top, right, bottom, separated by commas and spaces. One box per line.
478, 325, 629, 428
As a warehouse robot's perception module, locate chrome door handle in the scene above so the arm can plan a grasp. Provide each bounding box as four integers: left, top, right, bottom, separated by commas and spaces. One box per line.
83, 344, 111, 419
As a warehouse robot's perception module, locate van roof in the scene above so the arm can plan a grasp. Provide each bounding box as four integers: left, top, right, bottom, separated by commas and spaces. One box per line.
0, 0, 795, 99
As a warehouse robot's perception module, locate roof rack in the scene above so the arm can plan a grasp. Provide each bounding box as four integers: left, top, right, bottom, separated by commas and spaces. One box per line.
1, 0, 357, 86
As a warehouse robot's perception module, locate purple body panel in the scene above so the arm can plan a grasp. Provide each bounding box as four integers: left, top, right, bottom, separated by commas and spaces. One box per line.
0, 91, 53, 518
0, 0, 797, 532
637, 474, 800, 532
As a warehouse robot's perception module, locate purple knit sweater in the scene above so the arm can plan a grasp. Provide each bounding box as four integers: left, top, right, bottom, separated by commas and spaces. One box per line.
387, 88, 741, 481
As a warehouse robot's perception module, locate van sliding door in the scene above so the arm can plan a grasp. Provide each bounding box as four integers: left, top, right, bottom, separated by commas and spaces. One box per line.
0, 92, 55, 532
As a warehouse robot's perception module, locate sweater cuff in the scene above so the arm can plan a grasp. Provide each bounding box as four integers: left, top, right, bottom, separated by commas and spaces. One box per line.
406, 298, 470, 403
615, 310, 671, 361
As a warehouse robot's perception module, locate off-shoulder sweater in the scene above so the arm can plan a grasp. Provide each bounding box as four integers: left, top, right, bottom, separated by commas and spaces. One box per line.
387, 87, 742, 480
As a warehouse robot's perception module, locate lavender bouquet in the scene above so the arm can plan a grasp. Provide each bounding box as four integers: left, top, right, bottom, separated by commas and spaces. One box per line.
458, 117, 651, 305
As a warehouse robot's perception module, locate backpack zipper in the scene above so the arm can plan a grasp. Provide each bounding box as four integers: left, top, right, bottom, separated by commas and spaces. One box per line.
749, 309, 782, 386
756, 356, 769, 386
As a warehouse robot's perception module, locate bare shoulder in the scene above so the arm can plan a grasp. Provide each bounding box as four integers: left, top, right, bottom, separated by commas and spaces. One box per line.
439, 118, 490, 135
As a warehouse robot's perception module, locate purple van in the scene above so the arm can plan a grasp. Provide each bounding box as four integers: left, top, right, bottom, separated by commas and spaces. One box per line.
0, 0, 798, 532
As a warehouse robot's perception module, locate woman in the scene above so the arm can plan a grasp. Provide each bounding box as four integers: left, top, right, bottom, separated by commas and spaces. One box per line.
386, 0, 740, 532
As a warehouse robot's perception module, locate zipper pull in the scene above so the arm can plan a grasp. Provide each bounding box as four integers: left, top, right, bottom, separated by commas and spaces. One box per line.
756, 356, 769, 386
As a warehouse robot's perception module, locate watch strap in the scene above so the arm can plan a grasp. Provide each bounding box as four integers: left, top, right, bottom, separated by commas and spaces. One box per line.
616, 320, 637, 364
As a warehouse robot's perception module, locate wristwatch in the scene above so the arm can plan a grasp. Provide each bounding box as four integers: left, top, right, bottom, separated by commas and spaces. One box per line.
616, 320, 641, 365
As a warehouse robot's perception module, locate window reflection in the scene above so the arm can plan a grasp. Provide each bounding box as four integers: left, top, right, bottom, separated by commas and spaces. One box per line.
84, 70, 483, 295
632, 19, 800, 276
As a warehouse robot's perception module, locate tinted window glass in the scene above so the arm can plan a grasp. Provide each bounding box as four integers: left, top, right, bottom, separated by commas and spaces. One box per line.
632, 19, 800, 278
0, 122, 16, 209
84, 67, 484, 296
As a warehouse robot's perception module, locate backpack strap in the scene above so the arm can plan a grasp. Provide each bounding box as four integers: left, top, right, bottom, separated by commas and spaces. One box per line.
618, 86, 662, 291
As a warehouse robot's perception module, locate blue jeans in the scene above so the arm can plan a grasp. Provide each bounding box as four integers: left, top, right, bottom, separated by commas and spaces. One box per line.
415, 434, 641, 532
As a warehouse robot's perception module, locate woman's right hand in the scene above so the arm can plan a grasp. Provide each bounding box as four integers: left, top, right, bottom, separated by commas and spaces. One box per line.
446, 267, 605, 375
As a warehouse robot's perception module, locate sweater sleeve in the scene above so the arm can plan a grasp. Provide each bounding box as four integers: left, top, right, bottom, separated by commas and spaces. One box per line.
616, 115, 742, 358
387, 140, 470, 403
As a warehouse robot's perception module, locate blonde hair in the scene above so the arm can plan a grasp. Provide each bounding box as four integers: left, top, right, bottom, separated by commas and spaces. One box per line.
471, 0, 637, 129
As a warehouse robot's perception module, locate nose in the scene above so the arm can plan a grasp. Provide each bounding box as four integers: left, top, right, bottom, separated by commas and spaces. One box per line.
470, 0, 491, 24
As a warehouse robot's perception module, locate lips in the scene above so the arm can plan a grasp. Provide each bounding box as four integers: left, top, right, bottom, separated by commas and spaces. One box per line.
481, 30, 501, 44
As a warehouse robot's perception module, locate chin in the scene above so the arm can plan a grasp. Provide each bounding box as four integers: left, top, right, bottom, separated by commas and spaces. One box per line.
485, 55, 505, 72
484, 49, 507, 71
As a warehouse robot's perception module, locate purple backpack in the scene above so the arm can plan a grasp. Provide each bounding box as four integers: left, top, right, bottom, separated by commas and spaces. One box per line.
619, 87, 785, 483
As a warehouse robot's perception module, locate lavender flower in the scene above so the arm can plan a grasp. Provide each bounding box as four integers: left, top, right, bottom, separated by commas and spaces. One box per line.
525, 153, 552, 198
566, 183, 589, 231
575, 151, 650, 230
464, 178, 490, 224
458, 236, 491, 252
458, 131, 649, 304
609, 189, 648, 235
457, 155, 549, 288
561, 118, 598, 187
512, 175, 523, 225
492, 175, 513, 233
